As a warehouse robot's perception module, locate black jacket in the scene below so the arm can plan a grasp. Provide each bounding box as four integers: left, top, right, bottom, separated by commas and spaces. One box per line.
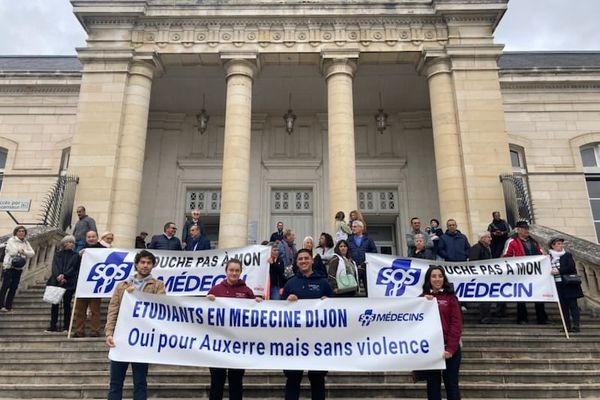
408, 248, 435, 260
48, 250, 79, 290
555, 252, 584, 300
468, 242, 492, 261
149, 234, 182, 250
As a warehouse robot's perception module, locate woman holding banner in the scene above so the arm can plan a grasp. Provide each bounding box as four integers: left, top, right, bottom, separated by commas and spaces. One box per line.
421, 266, 463, 400
207, 258, 262, 400
548, 237, 583, 332
327, 239, 359, 297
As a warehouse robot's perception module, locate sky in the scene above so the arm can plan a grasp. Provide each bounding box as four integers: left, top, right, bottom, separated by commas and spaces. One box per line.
0, 0, 598, 55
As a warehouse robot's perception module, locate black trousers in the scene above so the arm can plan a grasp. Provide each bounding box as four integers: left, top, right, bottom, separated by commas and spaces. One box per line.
108, 360, 148, 400
0, 268, 23, 310
209, 368, 245, 400
284, 370, 327, 400
560, 297, 581, 329
50, 288, 75, 330
516, 302, 548, 323
425, 347, 462, 400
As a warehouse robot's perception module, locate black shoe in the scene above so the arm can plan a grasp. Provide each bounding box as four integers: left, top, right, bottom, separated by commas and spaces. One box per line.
72, 332, 86, 338
517, 320, 528, 325
570, 326, 580, 333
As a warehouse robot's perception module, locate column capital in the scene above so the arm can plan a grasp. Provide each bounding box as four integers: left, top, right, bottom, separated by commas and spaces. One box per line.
221, 53, 259, 80
321, 58, 358, 81
416, 51, 452, 79
131, 52, 165, 79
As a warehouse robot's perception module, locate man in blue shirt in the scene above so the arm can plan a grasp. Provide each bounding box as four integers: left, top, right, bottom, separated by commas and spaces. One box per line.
282, 249, 333, 400
347, 220, 377, 295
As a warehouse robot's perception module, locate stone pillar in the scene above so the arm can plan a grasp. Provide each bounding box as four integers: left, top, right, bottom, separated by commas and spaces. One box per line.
421, 57, 469, 235
69, 50, 158, 247
109, 60, 156, 246
218, 58, 258, 248
420, 51, 512, 240
322, 56, 358, 232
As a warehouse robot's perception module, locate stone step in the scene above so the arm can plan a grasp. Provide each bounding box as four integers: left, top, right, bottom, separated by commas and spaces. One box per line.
1, 382, 599, 398
5, 357, 599, 373
0, 369, 598, 385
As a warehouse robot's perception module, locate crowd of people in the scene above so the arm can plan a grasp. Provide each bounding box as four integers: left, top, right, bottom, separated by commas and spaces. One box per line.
0, 206, 585, 400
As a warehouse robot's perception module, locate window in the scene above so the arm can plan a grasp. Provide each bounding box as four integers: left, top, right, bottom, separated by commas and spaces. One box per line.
581, 145, 600, 242
186, 189, 221, 215
358, 189, 398, 213
59, 147, 70, 175
586, 178, 600, 242
271, 190, 312, 214
510, 149, 521, 168
0, 148, 7, 191
510, 146, 527, 175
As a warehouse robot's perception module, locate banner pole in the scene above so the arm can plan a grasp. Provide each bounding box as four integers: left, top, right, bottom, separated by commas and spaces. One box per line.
67, 295, 77, 339
556, 300, 570, 339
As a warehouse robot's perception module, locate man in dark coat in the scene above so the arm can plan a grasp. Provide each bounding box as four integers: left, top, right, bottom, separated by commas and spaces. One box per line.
438, 219, 470, 262
148, 222, 182, 251
135, 232, 148, 249
269, 221, 284, 242
347, 220, 377, 295
185, 225, 211, 251
487, 211, 510, 258
469, 231, 495, 323
181, 209, 205, 248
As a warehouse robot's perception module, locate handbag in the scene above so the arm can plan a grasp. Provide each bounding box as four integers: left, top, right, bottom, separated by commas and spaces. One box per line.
11, 255, 26, 270
336, 256, 358, 294
562, 274, 582, 285
43, 285, 66, 304
337, 272, 358, 294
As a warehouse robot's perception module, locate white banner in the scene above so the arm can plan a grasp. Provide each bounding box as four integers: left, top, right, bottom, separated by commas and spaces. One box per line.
75, 246, 269, 298
109, 291, 446, 372
367, 254, 559, 302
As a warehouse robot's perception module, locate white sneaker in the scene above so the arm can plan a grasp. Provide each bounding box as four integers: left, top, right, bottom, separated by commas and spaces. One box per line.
0, 307, 8, 313
461, 305, 468, 312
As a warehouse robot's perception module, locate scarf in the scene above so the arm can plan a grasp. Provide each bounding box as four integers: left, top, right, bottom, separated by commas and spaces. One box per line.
131, 274, 153, 292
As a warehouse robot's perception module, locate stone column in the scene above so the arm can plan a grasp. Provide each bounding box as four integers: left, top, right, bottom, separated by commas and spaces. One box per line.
421, 57, 469, 234
322, 55, 358, 231
69, 50, 158, 247
218, 58, 258, 248
109, 60, 156, 246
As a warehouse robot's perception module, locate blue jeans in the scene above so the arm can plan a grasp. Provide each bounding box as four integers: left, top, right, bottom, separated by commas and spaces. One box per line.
108, 360, 148, 400
425, 347, 461, 400
75, 240, 85, 253
270, 286, 281, 300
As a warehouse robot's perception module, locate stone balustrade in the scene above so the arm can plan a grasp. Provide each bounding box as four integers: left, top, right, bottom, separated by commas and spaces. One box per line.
0, 226, 65, 290
529, 225, 600, 317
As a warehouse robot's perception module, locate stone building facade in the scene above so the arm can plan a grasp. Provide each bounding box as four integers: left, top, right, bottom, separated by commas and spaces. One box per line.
0, 0, 599, 253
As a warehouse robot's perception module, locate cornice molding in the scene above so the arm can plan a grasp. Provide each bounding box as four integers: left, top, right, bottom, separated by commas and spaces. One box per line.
124, 16, 449, 51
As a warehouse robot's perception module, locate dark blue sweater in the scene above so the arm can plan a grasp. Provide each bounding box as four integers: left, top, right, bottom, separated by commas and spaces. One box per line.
148, 234, 182, 250
282, 271, 335, 300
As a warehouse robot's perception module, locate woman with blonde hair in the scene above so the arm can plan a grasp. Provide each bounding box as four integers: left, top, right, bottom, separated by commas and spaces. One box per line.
100, 232, 114, 248
349, 209, 367, 232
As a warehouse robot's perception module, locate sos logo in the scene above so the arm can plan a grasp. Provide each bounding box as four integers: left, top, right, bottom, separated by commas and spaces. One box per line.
375, 259, 421, 296
86, 252, 133, 294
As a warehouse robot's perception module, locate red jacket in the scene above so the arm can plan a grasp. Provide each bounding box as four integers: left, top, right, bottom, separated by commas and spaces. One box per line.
208, 279, 255, 299
431, 291, 462, 355
503, 236, 542, 257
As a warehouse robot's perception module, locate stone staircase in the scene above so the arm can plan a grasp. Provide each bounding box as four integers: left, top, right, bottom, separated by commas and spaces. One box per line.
1, 283, 600, 399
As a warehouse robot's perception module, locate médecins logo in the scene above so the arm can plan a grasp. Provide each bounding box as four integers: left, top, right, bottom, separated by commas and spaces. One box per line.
86, 252, 133, 293
375, 258, 421, 296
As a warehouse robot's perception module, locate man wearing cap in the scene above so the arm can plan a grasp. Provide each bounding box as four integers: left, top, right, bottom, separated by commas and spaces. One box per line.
503, 220, 549, 325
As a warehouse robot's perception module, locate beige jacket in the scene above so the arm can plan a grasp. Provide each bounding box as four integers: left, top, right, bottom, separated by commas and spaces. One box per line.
105, 277, 166, 337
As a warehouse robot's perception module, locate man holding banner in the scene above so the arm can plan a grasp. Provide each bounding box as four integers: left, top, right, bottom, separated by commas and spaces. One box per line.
282, 249, 334, 400
105, 250, 166, 400
503, 220, 549, 325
